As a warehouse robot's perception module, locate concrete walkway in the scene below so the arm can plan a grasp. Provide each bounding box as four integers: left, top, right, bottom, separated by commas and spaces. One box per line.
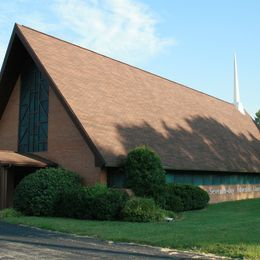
0, 221, 226, 259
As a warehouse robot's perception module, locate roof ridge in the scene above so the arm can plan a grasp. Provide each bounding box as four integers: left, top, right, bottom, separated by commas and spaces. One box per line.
18, 23, 234, 107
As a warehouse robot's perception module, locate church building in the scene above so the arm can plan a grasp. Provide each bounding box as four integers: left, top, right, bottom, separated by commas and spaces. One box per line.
0, 24, 259, 208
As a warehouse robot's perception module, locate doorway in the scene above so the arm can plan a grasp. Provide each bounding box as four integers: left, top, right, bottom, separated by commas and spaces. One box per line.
0, 166, 39, 210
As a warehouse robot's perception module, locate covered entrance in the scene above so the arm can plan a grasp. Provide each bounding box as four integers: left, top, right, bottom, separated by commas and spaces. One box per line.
0, 150, 48, 209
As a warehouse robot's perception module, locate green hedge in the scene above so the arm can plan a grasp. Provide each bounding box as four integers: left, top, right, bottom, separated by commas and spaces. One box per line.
162, 192, 184, 212
13, 168, 81, 216
122, 197, 163, 222
54, 186, 90, 219
55, 185, 129, 220
125, 146, 166, 201
164, 184, 210, 211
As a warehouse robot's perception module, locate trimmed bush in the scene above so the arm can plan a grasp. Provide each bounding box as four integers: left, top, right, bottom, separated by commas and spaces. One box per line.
122, 197, 163, 222
125, 146, 166, 201
13, 168, 81, 216
0, 208, 22, 219
84, 184, 108, 197
54, 186, 91, 219
163, 192, 184, 212
90, 188, 129, 220
55, 184, 129, 220
165, 184, 209, 211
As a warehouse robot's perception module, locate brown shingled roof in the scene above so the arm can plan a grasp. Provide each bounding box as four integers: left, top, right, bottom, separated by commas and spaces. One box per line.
1, 24, 260, 172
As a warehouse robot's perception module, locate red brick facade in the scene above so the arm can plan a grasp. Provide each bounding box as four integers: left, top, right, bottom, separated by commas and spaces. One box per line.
0, 77, 106, 185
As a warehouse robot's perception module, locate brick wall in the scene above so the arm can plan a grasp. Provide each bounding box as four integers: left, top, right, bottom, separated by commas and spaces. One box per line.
0, 78, 20, 150
0, 77, 107, 185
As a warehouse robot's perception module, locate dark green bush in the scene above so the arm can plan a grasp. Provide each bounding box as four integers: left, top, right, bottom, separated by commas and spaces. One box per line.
125, 146, 166, 200
165, 184, 209, 211
55, 184, 129, 220
163, 192, 184, 212
122, 197, 163, 222
90, 188, 129, 220
189, 185, 210, 209
54, 186, 91, 219
13, 168, 81, 216
84, 184, 108, 197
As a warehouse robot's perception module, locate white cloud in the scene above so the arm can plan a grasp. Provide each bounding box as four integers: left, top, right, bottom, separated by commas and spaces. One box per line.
53, 0, 174, 64
17, 12, 58, 33
0, 0, 57, 68
0, 0, 174, 67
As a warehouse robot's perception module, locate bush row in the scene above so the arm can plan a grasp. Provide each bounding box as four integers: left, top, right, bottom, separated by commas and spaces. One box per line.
13, 145, 210, 222
14, 168, 129, 220
55, 185, 129, 220
13, 168, 175, 222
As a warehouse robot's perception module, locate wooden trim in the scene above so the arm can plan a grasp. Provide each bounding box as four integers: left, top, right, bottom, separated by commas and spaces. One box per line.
0, 167, 8, 209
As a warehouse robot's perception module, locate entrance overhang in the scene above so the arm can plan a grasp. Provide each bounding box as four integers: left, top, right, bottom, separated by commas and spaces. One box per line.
0, 150, 48, 168
0, 150, 55, 209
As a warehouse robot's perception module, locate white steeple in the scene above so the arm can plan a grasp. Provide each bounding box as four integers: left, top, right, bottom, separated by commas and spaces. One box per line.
234, 53, 245, 114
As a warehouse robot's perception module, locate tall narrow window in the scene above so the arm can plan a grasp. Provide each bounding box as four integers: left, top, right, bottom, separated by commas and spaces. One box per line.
18, 61, 49, 152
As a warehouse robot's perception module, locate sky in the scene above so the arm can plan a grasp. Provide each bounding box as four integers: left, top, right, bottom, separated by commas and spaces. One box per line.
0, 0, 259, 117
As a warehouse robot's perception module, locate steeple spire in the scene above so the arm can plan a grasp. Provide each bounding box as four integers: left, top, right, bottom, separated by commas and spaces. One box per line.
234, 53, 245, 114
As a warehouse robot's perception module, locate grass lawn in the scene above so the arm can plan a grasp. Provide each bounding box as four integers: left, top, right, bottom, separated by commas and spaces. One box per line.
4, 198, 260, 259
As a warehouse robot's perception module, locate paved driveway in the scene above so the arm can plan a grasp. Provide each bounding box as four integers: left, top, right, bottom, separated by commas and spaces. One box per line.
0, 221, 225, 259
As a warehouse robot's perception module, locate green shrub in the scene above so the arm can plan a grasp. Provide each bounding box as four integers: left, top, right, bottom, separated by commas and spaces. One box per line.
163, 192, 184, 212
122, 197, 163, 222
0, 208, 22, 219
13, 168, 81, 216
125, 146, 166, 200
84, 184, 108, 197
55, 184, 129, 220
90, 188, 129, 220
54, 186, 91, 219
165, 184, 209, 211
190, 185, 210, 209
159, 209, 177, 220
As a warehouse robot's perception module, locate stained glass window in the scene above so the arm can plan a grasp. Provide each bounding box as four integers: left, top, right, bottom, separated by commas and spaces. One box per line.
18, 61, 49, 152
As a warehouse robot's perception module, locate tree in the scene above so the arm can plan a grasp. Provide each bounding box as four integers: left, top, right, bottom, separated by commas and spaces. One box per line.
125, 146, 166, 200
255, 110, 260, 128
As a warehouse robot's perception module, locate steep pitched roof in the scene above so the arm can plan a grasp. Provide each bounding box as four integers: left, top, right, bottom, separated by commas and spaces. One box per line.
0, 24, 260, 172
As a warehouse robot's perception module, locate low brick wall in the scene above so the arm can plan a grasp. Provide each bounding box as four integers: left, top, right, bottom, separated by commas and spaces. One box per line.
200, 184, 260, 203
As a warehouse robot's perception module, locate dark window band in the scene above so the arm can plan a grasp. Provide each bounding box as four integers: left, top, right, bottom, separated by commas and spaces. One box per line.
166, 173, 260, 185
18, 61, 49, 152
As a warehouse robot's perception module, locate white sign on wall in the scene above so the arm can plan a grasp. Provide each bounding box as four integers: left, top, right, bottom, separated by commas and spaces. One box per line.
204, 185, 260, 195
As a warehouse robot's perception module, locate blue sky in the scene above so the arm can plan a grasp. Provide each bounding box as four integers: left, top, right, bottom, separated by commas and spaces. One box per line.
0, 0, 259, 117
